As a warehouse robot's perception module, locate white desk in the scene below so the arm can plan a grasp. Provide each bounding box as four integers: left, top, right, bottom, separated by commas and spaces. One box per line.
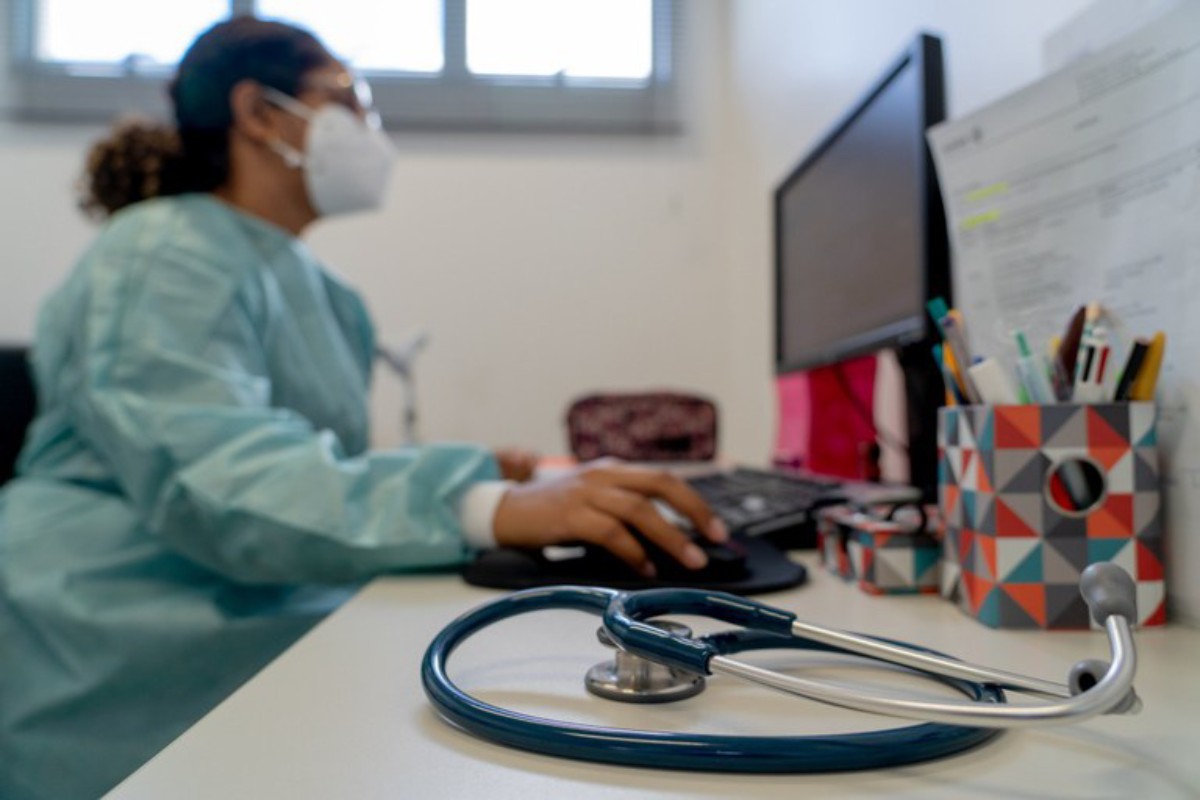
107, 556, 1200, 799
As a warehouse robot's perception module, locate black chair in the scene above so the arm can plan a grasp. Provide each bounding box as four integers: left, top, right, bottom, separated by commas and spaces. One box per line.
1, 346, 37, 487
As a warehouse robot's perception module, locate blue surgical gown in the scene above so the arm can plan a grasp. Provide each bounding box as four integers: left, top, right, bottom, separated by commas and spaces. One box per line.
0, 194, 499, 799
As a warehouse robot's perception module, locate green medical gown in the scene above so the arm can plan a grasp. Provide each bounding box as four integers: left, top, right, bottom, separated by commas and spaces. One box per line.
0, 194, 498, 799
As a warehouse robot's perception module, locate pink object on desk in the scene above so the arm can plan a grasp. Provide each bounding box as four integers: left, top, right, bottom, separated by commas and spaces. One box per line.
773, 354, 879, 481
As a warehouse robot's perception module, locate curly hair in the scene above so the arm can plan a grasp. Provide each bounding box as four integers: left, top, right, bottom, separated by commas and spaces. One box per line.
78, 16, 331, 219
78, 118, 179, 219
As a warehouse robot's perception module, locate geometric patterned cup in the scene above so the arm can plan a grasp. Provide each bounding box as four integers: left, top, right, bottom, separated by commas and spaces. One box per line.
816, 503, 942, 596
938, 403, 1164, 629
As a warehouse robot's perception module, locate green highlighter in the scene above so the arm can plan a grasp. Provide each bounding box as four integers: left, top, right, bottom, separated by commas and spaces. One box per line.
926, 297, 950, 337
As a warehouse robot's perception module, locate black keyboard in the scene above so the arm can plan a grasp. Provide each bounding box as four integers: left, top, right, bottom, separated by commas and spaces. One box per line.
686, 467, 846, 546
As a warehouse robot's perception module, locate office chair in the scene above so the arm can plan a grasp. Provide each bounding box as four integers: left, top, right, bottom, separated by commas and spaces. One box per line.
565, 391, 718, 462
0, 346, 37, 486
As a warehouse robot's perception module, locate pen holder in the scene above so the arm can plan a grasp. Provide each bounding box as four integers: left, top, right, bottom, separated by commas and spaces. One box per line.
938, 403, 1164, 629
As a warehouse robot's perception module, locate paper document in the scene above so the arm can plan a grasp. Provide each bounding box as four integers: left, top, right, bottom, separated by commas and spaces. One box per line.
927, 2, 1200, 624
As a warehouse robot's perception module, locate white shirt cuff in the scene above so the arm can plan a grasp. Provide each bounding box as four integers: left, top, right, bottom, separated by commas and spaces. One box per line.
456, 480, 513, 550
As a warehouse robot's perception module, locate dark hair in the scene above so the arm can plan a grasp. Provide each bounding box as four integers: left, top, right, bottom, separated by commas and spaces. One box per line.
79, 17, 332, 219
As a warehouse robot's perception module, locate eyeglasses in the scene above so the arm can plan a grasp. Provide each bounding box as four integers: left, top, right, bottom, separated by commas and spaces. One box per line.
297, 71, 381, 127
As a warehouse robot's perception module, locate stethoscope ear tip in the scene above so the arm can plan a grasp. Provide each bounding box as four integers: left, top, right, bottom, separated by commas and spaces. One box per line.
1068, 658, 1141, 715
1079, 563, 1138, 626
1067, 658, 1109, 696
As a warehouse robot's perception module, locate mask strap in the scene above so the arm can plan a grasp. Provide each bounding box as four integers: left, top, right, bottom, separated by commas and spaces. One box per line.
262, 86, 316, 122
260, 86, 311, 169
266, 138, 304, 169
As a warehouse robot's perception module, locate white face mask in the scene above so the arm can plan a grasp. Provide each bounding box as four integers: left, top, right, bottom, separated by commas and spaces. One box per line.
263, 87, 396, 217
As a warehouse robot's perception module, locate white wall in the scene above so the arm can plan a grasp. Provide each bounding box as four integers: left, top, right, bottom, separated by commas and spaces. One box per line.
2, 1, 1103, 464
0, 2, 733, 457
717, 0, 1095, 465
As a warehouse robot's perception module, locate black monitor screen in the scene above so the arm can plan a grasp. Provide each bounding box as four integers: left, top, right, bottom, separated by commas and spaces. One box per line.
775, 34, 946, 373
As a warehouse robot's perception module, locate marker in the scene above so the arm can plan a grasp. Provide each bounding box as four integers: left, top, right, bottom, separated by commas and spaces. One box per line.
969, 358, 1019, 405
1129, 331, 1166, 401
1046, 335, 1071, 401
926, 297, 951, 336
1056, 306, 1087, 395
1113, 338, 1149, 402
941, 313, 981, 404
933, 343, 965, 406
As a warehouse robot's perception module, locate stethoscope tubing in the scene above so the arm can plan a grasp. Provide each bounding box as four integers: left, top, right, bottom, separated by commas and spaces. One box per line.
422, 585, 1003, 773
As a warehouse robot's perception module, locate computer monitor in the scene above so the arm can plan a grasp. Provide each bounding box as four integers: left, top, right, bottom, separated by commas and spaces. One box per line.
773, 32, 949, 499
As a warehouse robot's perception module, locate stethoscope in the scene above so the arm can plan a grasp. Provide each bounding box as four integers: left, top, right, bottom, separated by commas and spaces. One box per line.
422, 562, 1141, 773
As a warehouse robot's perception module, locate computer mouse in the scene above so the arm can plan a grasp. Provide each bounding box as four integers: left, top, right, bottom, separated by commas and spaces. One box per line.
624, 499, 746, 581
637, 530, 750, 584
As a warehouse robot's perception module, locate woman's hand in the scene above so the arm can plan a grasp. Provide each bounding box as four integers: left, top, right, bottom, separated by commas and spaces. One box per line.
491, 459, 728, 577
493, 447, 540, 483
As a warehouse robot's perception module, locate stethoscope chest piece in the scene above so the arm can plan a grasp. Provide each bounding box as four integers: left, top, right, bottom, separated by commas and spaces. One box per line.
586, 621, 706, 703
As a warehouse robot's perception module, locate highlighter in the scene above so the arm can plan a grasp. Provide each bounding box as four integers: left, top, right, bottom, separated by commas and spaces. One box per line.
968, 358, 1019, 405
1129, 331, 1166, 401
1013, 331, 1056, 404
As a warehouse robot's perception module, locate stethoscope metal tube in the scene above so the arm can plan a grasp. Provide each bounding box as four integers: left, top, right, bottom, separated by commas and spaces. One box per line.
422, 563, 1140, 773
785, 617, 1068, 697
708, 614, 1135, 727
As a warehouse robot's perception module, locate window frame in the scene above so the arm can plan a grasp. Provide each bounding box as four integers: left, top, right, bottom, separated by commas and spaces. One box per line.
5, 0, 681, 133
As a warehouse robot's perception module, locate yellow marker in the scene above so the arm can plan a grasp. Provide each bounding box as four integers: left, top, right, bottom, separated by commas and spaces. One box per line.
1129, 331, 1166, 401
942, 340, 968, 404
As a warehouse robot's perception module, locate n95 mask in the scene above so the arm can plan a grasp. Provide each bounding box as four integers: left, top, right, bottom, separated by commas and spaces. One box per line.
264, 87, 396, 217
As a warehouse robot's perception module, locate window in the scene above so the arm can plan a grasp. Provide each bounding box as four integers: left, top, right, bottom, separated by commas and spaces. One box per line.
6, 0, 680, 133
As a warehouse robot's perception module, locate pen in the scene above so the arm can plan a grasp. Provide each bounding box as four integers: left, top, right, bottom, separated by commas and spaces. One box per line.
1095, 343, 1111, 384
1073, 323, 1109, 403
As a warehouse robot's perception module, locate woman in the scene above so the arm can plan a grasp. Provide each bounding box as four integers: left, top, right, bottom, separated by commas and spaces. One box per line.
0, 17, 724, 798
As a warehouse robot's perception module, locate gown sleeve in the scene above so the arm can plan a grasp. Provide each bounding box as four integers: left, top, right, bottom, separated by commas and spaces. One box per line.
68, 232, 499, 586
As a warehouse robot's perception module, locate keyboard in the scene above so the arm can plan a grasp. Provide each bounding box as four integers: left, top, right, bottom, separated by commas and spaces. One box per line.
686, 467, 847, 546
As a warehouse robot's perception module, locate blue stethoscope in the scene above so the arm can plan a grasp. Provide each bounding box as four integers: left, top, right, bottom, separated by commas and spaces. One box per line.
422, 563, 1140, 773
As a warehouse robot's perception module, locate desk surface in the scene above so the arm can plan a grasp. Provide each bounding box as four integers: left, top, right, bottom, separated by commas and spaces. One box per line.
107, 556, 1200, 799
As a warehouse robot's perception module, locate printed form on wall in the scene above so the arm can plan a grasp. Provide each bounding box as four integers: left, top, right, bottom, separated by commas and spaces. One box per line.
927, 2, 1200, 624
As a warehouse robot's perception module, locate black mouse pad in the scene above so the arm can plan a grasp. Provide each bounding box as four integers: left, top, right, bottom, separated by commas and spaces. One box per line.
462, 535, 806, 596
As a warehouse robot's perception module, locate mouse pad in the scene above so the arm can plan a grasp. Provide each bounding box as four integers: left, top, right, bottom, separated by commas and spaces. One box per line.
462, 535, 806, 596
